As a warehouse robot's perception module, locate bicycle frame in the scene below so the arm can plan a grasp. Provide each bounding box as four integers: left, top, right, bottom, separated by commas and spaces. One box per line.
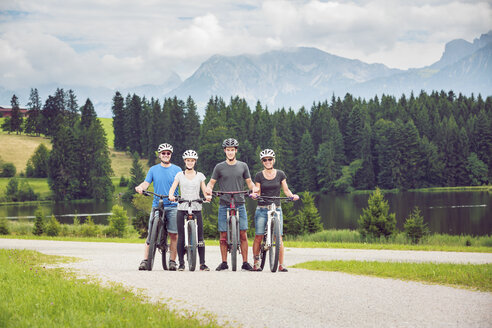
143, 190, 170, 271
178, 198, 205, 250
212, 190, 250, 271
254, 195, 292, 272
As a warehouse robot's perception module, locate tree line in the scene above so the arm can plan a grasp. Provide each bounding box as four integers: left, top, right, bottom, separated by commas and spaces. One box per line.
112, 91, 492, 193
1, 88, 114, 201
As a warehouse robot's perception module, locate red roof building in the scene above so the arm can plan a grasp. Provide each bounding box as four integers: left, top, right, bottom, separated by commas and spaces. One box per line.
0, 106, 29, 118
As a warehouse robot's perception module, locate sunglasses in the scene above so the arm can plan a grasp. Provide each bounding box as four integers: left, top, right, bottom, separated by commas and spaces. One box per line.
262, 158, 273, 162
160, 151, 172, 156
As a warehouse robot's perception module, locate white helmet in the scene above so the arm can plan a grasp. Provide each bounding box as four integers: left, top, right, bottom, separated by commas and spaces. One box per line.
222, 138, 239, 148
260, 149, 275, 159
157, 143, 173, 153
182, 149, 198, 160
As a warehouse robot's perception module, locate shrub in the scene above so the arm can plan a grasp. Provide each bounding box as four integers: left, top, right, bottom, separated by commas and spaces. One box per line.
107, 205, 128, 237
17, 180, 38, 201
403, 206, 429, 244
298, 191, 323, 234
45, 215, 60, 237
119, 176, 129, 187
80, 217, 100, 237
5, 178, 19, 201
358, 188, 396, 239
32, 208, 45, 235
0, 218, 9, 235
131, 194, 152, 238
282, 200, 302, 237
0, 162, 16, 177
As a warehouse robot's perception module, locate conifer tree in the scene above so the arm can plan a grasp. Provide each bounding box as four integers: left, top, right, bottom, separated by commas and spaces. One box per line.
9, 94, 23, 134
112, 91, 127, 150
298, 131, 317, 192
298, 191, 323, 234
124, 152, 146, 201
358, 188, 396, 239
25, 88, 42, 136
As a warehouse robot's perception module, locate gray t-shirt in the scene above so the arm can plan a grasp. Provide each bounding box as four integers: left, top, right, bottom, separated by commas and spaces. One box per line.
175, 171, 206, 211
211, 160, 251, 205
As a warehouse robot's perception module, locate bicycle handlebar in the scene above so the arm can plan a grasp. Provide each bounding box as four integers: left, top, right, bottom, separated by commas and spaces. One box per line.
142, 190, 169, 199
212, 190, 251, 196
176, 197, 207, 204
252, 195, 295, 202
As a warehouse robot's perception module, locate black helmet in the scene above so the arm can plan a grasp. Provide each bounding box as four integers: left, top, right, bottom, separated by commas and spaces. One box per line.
222, 138, 239, 148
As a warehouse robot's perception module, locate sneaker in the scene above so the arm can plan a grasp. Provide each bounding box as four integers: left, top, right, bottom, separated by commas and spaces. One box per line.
178, 263, 185, 271
138, 259, 148, 271
215, 262, 228, 271
253, 262, 262, 272
200, 264, 210, 271
169, 260, 177, 271
278, 265, 288, 272
241, 262, 254, 271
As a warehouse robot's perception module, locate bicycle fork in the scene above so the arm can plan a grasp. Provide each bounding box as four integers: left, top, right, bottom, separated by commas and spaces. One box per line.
226, 208, 241, 254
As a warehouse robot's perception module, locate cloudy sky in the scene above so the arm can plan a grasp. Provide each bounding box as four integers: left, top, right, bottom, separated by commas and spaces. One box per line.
1, 0, 491, 91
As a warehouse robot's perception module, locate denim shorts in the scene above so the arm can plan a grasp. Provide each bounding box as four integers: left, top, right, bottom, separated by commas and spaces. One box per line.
146, 207, 178, 244
254, 207, 283, 236
218, 204, 248, 232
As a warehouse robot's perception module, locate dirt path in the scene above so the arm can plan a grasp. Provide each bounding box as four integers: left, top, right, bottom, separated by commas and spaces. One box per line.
1, 239, 491, 328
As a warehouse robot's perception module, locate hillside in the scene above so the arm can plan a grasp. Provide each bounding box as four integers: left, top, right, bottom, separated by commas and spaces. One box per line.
0, 118, 149, 178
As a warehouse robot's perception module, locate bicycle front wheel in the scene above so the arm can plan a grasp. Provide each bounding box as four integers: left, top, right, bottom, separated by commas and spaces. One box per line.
230, 215, 238, 272
187, 220, 197, 271
269, 216, 281, 272
147, 211, 160, 271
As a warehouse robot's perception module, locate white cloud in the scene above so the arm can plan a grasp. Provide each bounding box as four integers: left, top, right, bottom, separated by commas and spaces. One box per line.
0, 0, 491, 89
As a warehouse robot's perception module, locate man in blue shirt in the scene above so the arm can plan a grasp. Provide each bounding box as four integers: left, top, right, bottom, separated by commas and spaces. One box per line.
135, 143, 181, 271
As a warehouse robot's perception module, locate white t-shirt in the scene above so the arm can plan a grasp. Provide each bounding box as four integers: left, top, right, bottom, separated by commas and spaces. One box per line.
175, 171, 206, 211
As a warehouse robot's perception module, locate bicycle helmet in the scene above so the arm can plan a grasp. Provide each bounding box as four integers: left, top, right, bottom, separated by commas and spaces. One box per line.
260, 149, 276, 159
222, 138, 239, 148
182, 149, 198, 160
157, 143, 173, 153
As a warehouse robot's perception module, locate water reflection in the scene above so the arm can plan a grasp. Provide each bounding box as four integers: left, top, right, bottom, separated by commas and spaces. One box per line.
1, 191, 491, 236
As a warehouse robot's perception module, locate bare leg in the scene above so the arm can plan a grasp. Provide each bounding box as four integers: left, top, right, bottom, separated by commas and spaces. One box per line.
143, 243, 149, 259
220, 231, 228, 262
253, 235, 263, 258
279, 235, 285, 265
240, 230, 248, 262
169, 233, 178, 261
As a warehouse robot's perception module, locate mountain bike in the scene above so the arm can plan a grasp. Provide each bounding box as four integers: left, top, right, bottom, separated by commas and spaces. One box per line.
212, 190, 250, 271
253, 196, 293, 272
142, 190, 170, 271
176, 197, 207, 271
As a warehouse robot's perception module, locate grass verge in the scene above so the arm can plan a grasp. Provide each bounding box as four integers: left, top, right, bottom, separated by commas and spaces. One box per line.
0, 249, 219, 328
292, 260, 492, 292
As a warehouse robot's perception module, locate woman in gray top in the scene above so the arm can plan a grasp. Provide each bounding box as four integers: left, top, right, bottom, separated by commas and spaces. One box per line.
169, 150, 212, 271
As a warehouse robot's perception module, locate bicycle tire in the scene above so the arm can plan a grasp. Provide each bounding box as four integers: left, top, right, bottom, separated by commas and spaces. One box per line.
230, 215, 238, 271
269, 216, 281, 272
147, 210, 160, 271
160, 229, 168, 271
187, 220, 197, 271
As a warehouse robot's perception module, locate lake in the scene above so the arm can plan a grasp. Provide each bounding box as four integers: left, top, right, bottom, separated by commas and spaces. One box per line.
1, 190, 491, 236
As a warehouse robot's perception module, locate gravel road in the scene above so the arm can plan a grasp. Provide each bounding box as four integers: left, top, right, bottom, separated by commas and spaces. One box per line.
1, 239, 491, 328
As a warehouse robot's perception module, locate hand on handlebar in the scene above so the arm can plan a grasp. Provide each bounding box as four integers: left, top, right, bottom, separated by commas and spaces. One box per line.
291, 194, 300, 201
135, 185, 144, 194
249, 192, 259, 199
204, 195, 212, 202
169, 195, 176, 202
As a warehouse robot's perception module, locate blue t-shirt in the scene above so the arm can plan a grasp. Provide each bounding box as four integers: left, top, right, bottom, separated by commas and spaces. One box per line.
145, 163, 181, 207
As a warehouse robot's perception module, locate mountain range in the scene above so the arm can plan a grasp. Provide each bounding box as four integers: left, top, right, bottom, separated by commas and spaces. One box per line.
1, 31, 490, 118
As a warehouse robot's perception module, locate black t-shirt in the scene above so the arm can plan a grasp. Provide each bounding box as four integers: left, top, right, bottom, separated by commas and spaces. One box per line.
254, 170, 287, 206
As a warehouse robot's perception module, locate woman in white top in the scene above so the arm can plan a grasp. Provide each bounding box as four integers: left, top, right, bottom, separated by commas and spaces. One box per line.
169, 150, 212, 271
